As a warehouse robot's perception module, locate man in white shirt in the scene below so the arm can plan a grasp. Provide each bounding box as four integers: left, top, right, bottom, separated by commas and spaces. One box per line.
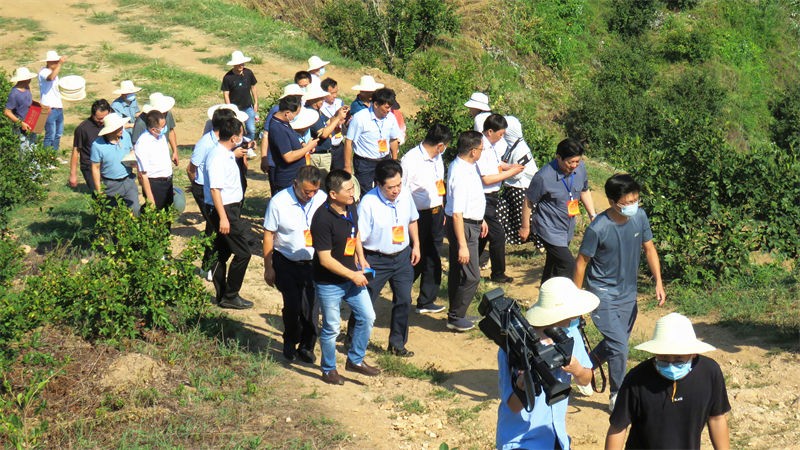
319, 78, 346, 171
38, 50, 66, 150
445, 131, 488, 332
400, 124, 452, 314
264, 166, 327, 363
134, 111, 173, 211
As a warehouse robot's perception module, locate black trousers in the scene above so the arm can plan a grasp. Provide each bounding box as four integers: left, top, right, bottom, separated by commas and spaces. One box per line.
478, 193, 506, 277
80, 167, 97, 192
273, 251, 318, 354
330, 143, 345, 171
541, 239, 576, 283
414, 206, 444, 307
446, 218, 481, 320
148, 176, 174, 211
190, 181, 214, 269
353, 154, 389, 196
209, 203, 252, 301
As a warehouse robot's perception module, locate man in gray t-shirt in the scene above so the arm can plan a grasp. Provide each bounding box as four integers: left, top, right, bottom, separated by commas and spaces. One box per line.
574, 173, 666, 412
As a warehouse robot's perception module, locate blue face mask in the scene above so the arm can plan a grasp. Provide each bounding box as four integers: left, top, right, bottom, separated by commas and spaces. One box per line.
655, 359, 693, 380
569, 318, 580, 329
619, 201, 639, 217
125, 94, 136, 102
159, 126, 168, 137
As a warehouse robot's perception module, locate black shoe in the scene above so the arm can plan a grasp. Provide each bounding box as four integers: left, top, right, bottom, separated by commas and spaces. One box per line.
490, 274, 514, 283
218, 296, 254, 310
297, 348, 316, 364
283, 351, 296, 362
387, 345, 414, 358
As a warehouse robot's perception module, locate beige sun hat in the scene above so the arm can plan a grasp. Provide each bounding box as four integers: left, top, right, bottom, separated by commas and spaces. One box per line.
59, 75, 86, 101
290, 108, 319, 130
9, 67, 36, 83
279, 83, 305, 99
41, 50, 62, 62
302, 85, 328, 104
352, 75, 384, 92
113, 80, 142, 95
206, 103, 249, 123
142, 92, 175, 113
97, 113, 130, 136
525, 277, 600, 327
227, 50, 252, 66
464, 92, 491, 111
635, 313, 716, 355
307, 55, 330, 71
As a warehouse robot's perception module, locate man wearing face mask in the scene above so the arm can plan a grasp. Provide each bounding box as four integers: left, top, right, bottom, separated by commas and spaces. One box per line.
110, 80, 142, 138
134, 110, 173, 211
573, 174, 666, 412
605, 313, 730, 450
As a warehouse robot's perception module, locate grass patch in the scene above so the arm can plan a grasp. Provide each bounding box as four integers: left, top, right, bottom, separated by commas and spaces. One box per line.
116, 23, 171, 45
199, 54, 264, 66
86, 11, 114, 24
376, 354, 448, 383
105, 51, 149, 66
392, 395, 428, 414
0, 16, 42, 32
445, 401, 491, 425
117, 61, 218, 107
430, 387, 457, 400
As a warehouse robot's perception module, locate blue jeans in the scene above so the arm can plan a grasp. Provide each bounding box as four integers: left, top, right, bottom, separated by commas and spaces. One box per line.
243, 106, 256, 141
316, 281, 375, 373
43, 107, 64, 150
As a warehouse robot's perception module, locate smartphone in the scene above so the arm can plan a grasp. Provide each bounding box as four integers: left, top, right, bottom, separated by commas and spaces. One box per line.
363, 268, 375, 280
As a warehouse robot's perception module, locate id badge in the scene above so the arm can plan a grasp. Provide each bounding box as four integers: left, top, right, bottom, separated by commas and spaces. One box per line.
344, 237, 357, 256
436, 179, 446, 196
304, 230, 313, 247
392, 225, 405, 244
378, 139, 388, 153
567, 199, 580, 217
305, 153, 312, 165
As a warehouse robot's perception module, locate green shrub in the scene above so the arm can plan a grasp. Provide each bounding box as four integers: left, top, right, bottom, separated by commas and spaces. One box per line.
608, 0, 658, 37
663, 0, 699, 10
0, 234, 23, 289
770, 85, 800, 154
660, 27, 712, 62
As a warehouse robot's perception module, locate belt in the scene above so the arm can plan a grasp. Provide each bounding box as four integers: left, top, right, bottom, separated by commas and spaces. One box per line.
354, 153, 390, 163
485, 191, 500, 198
463, 218, 482, 225
102, 176, 130, 182
420, 206, 443, 214
364, 248, 405, 258
275, 251, 312, 265
149, 176, 173, 182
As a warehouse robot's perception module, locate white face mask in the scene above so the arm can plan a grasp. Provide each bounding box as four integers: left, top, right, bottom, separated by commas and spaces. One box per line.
619, 201, 639, 217
318, 67, 326, 76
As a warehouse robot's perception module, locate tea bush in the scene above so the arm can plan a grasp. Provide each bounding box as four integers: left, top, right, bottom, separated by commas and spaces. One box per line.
608, 0, 658, 37
770, 85, 800, 154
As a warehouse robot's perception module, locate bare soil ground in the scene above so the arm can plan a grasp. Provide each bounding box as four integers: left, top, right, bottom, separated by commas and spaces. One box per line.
2, 1, 799, 448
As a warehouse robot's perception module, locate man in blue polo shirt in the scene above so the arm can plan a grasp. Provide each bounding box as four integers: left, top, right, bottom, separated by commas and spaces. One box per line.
110, 80, 141, 138
90, 113, 139, 215
268, 95, 319, 192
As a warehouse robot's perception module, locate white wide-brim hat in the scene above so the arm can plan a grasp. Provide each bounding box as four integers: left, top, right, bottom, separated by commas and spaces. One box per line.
525, 277, 600, 327
207, 103, 249, 123
121, 151, 138, 168
280, 83, 305, 99
41, 50, 61, 62
635, 313, 717, 355
142, 92, 175, 113
98, 113, 130, 136
352, 75, 383, 92
227, 50, 252, 66
113, 80, 142, 95
291, 108, 319, 130
59, 75, 86, 101
307, 55, 330, 71
302, 85, 328, 103
464, 92, 491, 111
9, 67, 36, 83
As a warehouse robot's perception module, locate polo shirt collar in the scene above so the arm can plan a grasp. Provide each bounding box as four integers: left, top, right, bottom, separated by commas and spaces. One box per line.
417, 143, 437, 162
375, 187, 399, 207
551, 160, 572, 180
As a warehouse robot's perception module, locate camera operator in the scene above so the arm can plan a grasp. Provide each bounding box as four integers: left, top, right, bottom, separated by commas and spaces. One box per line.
497, 277, 598, 450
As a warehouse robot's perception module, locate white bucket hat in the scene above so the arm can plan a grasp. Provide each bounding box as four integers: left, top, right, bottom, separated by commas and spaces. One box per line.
113, 80, 142, 95
307, 55, 330, 71
142, 92, 175, 113
290, 108, 319, 130
279, 83, 305, 99
525, 277, 600, 327
464, 92, 491, 111
59, 75, 86, 101
352, 75, 384, 92
635, 313, 716, 355
97, 113, 130, 136
41, 50, 62, 62
227, 50, 252, 66
302, 85, 329, 104
207, 103, 249, 123
9, 67, 36, 83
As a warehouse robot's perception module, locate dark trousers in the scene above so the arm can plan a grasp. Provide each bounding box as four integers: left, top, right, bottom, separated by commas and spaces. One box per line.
80, 167, 97, 192
330, 143, 345, 171
209, 203, 252, 301
478, 194, 506, 277
236, 156, 248, 198
347, 247, 414, 349
190, 181, 214, 269
414, 207, 444, 307
273, 251, 318, 354
446, 218, 481, 320
148, 176, 174, 211
541, 239, 576, 283
353, 154, 389, 196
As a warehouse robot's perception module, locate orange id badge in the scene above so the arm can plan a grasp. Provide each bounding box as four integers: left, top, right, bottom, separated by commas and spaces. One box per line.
436, 179, 446, 196
304, 230, 313, 247
567, 199, 580, 217
392, 226, 405, 244
344, 237, 357, 256
378, 139, 389, 153
304, 153, 312, 165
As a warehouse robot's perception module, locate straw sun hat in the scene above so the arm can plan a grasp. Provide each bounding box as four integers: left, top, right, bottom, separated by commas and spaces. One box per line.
227, 50, 252, 66
464, 92, 491, 111
635, 313, 716, 355
97, 113, 130, 136
290, 108, 319, 130
351, 75, 384, 92
525, 277, 599, 327
59, 75, 86, 101
307, 55, 330, 71
113, 80, 142, 95
9, 67, 36, 83
142, 92, 175, 114
207, 104, 249, 123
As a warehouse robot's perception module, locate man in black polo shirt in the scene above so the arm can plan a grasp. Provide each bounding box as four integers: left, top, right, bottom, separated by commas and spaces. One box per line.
69, 99, 111, 191
268, 95, 319, 192
221, 50, 259, 141
311, 169, 379, 385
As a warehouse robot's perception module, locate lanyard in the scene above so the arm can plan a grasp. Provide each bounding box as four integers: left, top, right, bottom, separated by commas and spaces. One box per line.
298, 196, 315, 228
329, 205, 356, 238
370, 106, 385, 140
561, 173, 575, 201
377, 189, 399, 224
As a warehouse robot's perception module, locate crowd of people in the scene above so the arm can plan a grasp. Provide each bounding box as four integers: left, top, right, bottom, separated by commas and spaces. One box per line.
4, 49, 731, 450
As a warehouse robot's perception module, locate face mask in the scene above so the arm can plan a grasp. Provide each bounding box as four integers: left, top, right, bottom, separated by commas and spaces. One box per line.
318, 67, 326, 76
569, 318, 580, 329
655, 359, 692, 381
125, 94, 136, 102
619, 201, 639, 217
159, 126, 168, 137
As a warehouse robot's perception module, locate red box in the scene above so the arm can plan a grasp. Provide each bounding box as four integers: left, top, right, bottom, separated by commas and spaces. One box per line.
23, 101, 50, 134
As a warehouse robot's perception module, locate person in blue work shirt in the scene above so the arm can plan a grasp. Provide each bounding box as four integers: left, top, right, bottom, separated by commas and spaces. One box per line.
110, 80, 142, 138
89, 112, 140, 215
268, 95, 319, 193
496, 277, 597, 450
259, 84, 305, 193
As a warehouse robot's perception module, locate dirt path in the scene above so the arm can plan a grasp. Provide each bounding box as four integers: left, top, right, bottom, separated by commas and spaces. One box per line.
2, 1, 799, 448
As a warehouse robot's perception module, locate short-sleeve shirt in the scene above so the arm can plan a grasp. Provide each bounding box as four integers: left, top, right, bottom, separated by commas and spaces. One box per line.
578, 208, 653, 304
445, 156, 486, 221
111, 96, 140, 123
345, 107, 400, 159
526, 159, 589, 247
349, 98, 370, 116
311, 203, 360, 284
221, 68, 257, 110
320, 98, 344, 146
203, 143, 243, 206
268, 116, 303, 188
473, 111, 491, 132
401, 143, 445, 210
190, 131, 219, 186
38, 68, 62, 108
73, 118, 104, 170
308, 107, 333, 153
5, 88, 32, 121
134, 132, 172, 178
610, 355, 731, 450
502, 138, 538, 189
131, 111, 176, 144
476, 135, 508, 193
357, 187, 419, 254
90, 133, 134, 180
264, 187, 327, 262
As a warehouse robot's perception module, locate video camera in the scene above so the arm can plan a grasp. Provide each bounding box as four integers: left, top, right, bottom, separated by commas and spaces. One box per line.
478, 288, 574, 407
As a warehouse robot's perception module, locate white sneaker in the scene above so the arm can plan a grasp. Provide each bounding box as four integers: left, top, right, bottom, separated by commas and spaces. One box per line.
609, 393, 618, 412
576, 383, 593, 396
206, 269, 214, 282
246, 148, 257, 159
